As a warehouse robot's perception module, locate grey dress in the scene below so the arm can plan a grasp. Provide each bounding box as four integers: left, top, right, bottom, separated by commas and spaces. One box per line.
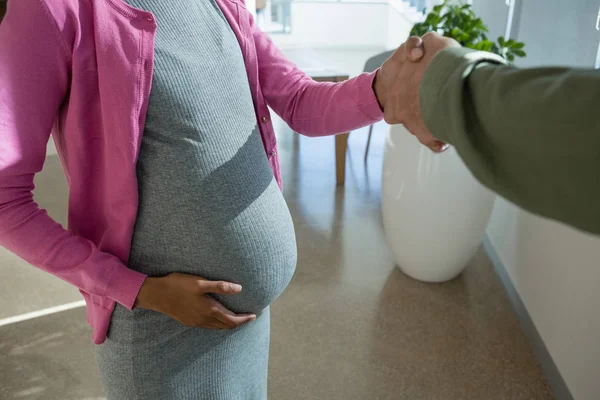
94, 1, 298, 399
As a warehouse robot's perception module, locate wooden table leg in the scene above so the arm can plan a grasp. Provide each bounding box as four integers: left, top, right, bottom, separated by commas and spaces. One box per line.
335, 132, 349, 186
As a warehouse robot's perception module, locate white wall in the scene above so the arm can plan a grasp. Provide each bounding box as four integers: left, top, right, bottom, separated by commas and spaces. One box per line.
386, 2, 417, 49
487, 201, 600, 400
272, 2, 420, 49
246, 0, 257, 18
272, 2, 391, 48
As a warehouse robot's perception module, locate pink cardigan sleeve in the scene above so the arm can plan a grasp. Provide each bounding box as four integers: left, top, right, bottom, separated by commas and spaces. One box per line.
249, 11, 384, 136
0, 1, 146, 310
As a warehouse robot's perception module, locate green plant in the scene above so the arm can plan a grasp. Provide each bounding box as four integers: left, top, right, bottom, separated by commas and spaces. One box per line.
410, 0, 526, 62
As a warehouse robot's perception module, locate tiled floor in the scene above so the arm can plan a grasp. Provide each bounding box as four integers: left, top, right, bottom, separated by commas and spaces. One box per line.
0, 49, 554, 400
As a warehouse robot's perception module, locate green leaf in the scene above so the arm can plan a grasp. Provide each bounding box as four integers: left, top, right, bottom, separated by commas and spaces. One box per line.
410, 23, 431, 37
413, 0, 526, 59
425, 11, 441, 25
439, 13, 450, 25
474, 40, 494, 52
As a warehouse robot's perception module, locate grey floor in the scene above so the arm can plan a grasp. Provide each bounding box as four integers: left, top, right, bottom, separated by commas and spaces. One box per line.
0, 49, 554, 400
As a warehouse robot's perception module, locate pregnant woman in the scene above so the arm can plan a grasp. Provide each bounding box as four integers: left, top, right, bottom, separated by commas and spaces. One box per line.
0, 1, 426, 399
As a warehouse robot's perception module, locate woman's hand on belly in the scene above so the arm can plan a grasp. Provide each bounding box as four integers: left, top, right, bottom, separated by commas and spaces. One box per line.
135, 273, 257, 330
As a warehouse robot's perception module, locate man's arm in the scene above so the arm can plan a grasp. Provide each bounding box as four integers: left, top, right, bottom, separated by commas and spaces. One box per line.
420, 47, 600, 234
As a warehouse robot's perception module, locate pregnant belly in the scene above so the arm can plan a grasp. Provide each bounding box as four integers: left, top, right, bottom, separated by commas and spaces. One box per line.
204, 201, 298, 314
129, 179, 298, 314
208, 222, 298, 314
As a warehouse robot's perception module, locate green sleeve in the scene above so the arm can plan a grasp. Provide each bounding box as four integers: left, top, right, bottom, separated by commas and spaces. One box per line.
419, 47, 600, 235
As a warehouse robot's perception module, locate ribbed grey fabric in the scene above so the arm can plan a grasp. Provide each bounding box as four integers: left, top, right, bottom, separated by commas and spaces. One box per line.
95, 1, 298, 399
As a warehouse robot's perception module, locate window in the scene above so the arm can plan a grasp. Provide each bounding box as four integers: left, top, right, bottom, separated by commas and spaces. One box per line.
256, 0, 293, 34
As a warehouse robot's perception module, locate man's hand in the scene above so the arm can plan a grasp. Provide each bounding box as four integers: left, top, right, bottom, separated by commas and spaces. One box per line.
136, 273, 257, 330
379, 32, 460, 152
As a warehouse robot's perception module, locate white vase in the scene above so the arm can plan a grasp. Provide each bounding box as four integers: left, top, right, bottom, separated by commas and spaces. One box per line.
381, 124, 495, 283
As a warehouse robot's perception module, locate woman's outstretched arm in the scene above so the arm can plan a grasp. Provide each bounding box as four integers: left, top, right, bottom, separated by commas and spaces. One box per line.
246, 7, 384, 136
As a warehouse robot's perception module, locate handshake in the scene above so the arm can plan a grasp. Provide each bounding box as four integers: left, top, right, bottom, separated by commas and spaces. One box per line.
374, 32, 460, 153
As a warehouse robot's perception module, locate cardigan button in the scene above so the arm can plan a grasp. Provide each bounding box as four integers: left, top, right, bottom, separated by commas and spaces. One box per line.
262, 116, 269, 123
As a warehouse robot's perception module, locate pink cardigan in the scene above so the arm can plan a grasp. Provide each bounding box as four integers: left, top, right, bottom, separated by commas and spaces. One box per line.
0, 0, 382, 344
